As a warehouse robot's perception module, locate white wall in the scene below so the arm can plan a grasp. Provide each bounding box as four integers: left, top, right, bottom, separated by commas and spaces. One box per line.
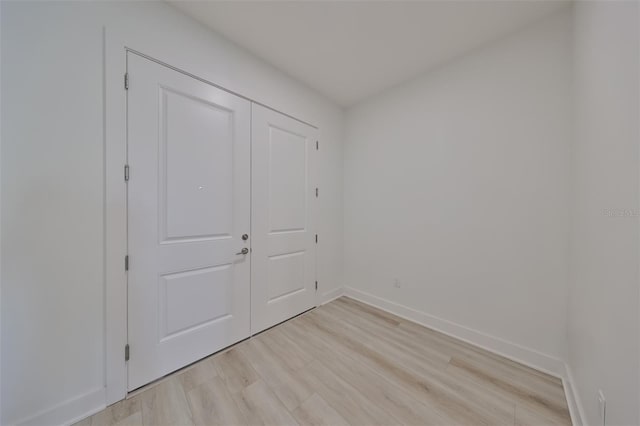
0, 1, 343, 424
568, 2, 640, 425
344, 11, 573, 365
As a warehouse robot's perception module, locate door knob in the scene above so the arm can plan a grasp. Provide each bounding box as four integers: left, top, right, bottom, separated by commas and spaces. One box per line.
236, 248, 249, 255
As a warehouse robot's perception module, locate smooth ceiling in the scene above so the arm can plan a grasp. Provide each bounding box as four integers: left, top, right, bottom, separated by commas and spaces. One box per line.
169, 1, 570, 106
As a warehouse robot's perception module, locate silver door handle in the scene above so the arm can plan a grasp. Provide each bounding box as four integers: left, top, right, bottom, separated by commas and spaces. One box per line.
236, 248, 249, 255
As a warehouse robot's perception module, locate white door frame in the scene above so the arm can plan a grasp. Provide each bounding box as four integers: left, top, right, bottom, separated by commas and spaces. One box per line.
105, 28, 319, 406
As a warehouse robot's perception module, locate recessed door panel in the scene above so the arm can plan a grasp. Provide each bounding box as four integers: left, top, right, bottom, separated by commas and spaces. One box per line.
161, 88, 234, 242
267, 251, 306, 302
268, 126, 308, 233
252, 104, 317, 334
160, 264, 233, 340
127, 53, 251, 391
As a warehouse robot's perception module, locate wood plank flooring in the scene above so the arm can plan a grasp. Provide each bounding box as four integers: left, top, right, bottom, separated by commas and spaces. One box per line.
76, 297, 572, 426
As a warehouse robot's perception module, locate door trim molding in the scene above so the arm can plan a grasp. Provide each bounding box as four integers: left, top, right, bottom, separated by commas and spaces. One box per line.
105, 28, 321, 406
126, 48, 318, 130
105, 27, 129, 406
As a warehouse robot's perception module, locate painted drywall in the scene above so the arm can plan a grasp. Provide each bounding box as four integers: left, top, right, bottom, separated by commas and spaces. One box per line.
344, 11, 572, 363
568, 2, 640, 425
0, 1, 344, 424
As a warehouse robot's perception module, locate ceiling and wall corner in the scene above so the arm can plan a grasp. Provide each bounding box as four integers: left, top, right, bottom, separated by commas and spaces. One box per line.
168, 0, 571, 107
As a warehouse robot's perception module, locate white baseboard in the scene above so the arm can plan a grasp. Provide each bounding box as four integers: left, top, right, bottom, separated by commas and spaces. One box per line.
12, 286, 583, 426
563, 364, 587, 426
14, 387, 105, 426
319, 286, 344, 305
341, 286, 587, 426
343, 286, 566, 378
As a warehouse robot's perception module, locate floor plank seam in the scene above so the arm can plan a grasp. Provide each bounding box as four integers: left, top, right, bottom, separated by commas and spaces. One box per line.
76, 297, 572, 426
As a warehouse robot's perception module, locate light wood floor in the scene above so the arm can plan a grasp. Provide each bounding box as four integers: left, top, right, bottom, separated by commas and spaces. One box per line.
76, 297, 572, 426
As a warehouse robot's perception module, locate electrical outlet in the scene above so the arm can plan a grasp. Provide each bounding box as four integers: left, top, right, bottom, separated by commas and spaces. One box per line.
393, 279, 401, 288
597, 390, 606, 426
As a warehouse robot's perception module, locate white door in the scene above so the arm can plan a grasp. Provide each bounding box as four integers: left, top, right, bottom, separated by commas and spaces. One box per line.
127, 53, 251, 390
251, 104, 318, 334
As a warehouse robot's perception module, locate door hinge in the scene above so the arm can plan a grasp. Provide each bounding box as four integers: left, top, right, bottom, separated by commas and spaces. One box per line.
315, 188, 318, 198
315, 234, 318, 244
124, 164, 130, 181
316, 140, 319, 150
125, 344, 130, 361
125, 255, 129, 271
315, 281, 318, 291
124, 73, 129, 90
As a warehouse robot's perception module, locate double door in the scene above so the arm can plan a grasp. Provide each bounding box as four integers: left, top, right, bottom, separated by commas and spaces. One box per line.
126, 53, 317, 390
